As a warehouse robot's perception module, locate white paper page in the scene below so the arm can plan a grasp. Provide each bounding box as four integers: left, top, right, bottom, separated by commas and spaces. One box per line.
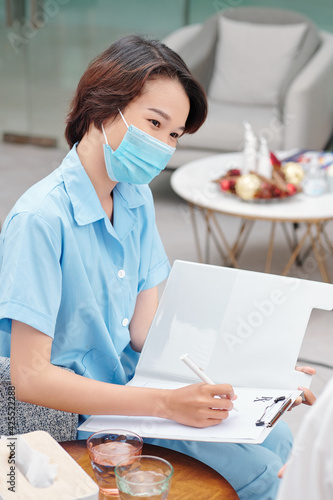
79, 385, 301, 443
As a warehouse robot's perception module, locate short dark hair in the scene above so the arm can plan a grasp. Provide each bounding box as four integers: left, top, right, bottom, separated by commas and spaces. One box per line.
65, 35, 207, 148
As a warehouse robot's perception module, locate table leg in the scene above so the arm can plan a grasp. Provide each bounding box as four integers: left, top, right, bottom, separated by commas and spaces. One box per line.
280, 223, 297, 254
204, 210, 229, 264
209, 211, 239, 268
265, 222, 276, 273
189, 203, 204, 263
322, 222, 333, 255
282, 224, 312, 275
188, 203, 331, 281
189, 204, 239, 267
310, 222, 330, 283
290, 223, 303, 266
232, 219, 255, 260
204, 210, 211, 263
189, 204, 229, 264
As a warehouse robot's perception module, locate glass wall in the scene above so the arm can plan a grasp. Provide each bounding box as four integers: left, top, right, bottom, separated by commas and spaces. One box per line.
0, 0, 186, 148
0, 0, 332, 149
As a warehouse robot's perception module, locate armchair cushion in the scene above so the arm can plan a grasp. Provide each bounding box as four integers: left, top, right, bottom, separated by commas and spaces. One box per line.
209, 15, 308, 107
0, 356, 78, 442
178, 98, 284, 152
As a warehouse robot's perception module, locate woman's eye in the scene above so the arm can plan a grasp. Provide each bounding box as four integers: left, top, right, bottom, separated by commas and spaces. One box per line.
170, 132, 179, 139
150, 119, 160, 127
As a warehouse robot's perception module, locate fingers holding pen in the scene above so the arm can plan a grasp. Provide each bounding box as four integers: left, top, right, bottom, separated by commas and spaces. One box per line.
208, 383, 237, 409
162, 383, 237, 428
178, 353, 237, 423
188, 382, 236, 424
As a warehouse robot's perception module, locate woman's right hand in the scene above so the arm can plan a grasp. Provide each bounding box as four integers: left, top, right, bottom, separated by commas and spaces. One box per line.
160, 383, 236, 428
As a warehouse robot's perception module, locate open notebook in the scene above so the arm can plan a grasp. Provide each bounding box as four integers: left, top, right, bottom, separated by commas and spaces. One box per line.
79, 260, 333, 443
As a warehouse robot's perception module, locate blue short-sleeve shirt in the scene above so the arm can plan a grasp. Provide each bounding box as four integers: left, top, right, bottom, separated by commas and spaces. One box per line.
0, 144, 170, 385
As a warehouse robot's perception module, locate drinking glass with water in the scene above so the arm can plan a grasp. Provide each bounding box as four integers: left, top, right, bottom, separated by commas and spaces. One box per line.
86, 429, 143, 496
115, 455, 173, 499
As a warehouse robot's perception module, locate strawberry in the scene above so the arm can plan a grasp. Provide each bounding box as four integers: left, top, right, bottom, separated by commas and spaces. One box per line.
228, 168, 241, 176
221, 179, 230, 191
286, 183, 297, 195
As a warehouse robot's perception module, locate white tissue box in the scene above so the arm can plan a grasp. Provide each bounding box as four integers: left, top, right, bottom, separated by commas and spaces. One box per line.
0, 431, 98, 499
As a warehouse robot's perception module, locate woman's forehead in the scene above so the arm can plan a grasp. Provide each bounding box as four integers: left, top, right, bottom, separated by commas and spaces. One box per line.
136, 78, 190, 114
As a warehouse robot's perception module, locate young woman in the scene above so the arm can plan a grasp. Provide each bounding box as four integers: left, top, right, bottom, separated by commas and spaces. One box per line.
0, 35, 314, 499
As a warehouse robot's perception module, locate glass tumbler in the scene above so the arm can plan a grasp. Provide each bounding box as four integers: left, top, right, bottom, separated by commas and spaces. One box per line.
115, 455, 174, 499
86, 429, 143, 496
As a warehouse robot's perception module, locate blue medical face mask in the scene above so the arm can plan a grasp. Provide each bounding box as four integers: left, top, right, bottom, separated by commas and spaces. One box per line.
102, 110, 176, 184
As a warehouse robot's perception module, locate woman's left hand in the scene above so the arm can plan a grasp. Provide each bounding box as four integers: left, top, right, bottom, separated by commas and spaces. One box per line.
278, 366, 317, 477
278, 463, 287, 479
288, 365, 317, 410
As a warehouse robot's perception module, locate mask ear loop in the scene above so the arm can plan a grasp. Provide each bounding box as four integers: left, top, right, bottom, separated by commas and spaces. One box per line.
102, 110, 128, 146
101, 124, 109, 145
118, 109, 129, 128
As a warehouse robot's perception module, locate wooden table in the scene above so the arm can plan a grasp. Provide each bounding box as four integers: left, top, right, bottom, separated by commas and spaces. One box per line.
171, 152, 333, 282
60, 440, 239, 500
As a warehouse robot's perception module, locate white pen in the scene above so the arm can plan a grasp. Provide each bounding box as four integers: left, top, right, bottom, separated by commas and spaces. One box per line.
180, 353, 238, 412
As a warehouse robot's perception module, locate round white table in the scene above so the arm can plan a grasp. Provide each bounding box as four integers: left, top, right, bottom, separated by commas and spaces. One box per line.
171, 153, 333, 282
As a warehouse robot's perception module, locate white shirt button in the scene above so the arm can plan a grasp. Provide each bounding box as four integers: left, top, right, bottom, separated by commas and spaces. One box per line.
118, 269, 125, 279
122, 318, 129, 327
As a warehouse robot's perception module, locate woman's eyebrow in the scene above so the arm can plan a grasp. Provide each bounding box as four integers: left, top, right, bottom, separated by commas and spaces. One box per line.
147, 107, 185, 131
147, 107, 170, 121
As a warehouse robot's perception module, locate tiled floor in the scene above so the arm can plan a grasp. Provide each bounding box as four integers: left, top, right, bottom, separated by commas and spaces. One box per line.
1, 142, 333, 436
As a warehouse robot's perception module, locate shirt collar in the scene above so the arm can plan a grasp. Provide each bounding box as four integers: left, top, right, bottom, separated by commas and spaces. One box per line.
114, 182, 146, 209
61, 144, 146, 226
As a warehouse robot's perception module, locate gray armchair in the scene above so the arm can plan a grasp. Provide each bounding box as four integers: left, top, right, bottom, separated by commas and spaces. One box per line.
163, 7, 333, 168
0, 356, 78, 441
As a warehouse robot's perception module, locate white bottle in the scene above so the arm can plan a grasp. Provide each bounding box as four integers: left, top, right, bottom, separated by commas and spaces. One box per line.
242, 121, 257, 175
257, 136, 272, 179
302, 161, 327, 196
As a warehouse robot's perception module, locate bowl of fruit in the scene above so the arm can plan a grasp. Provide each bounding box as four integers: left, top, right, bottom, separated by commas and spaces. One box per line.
215, 154, 304, 202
